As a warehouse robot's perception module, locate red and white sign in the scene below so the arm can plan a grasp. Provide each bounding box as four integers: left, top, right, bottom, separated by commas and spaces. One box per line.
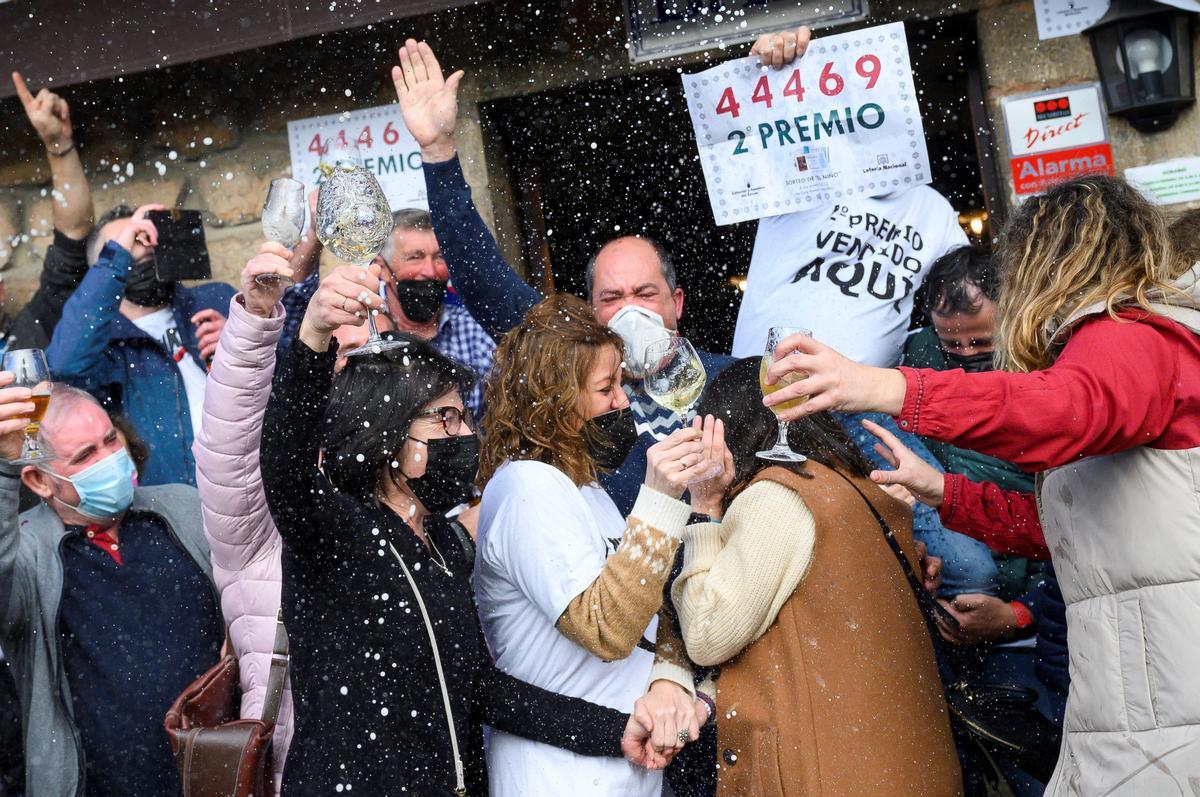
1001, 83, 1114, 196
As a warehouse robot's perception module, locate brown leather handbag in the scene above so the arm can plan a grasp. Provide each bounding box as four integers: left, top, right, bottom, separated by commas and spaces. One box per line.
164, 616, 289, 797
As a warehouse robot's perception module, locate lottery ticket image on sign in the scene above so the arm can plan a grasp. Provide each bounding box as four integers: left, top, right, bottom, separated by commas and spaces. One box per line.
682, 21, 931, 226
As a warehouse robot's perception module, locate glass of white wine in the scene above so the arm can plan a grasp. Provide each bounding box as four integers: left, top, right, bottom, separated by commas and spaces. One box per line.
757, 325, 811, 463
642, 335, 707, 440
258, 177, 305, 287
3, 349, 54, 464
315, 139, 401, 357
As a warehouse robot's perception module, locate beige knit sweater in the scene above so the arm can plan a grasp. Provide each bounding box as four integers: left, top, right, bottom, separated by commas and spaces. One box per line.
671, 480, 818, 668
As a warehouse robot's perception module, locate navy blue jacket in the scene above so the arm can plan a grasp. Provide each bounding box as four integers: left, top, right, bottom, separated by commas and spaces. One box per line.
425, 156, 734, 514
46, 241, 235, 487
1023, 564, 1069, 696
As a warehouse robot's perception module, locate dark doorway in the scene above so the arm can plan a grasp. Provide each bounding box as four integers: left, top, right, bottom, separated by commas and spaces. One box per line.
483, 12, 994, 354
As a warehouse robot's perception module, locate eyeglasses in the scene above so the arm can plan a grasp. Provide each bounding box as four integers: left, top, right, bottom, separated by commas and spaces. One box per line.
412, 405, 469, 436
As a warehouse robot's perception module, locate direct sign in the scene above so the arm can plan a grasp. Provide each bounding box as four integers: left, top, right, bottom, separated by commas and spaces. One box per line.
1000, 83, 1114, 196
288, 104, 428, 213
682, 21, 930, 226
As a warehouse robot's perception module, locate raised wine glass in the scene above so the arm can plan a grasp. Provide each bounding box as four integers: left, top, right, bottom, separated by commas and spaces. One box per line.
2, 348, 55, 464
315, 139, 400, 356
642, 335, 707, 441
257, 177, 306, 287
757, 326, 811, 463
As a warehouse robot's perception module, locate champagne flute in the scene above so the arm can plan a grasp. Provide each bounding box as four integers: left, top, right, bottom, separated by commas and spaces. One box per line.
757, 326, 811, 463
257, 177, 305, 287
3, 349, 55, 464
315, 139, 400, 357
642, 335, 707, 441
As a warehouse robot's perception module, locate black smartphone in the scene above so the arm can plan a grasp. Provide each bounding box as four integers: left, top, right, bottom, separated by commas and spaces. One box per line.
147, 210, 211, 282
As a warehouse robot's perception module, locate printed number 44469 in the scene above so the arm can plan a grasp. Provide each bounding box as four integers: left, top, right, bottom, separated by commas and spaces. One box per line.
714, 55, 882, 119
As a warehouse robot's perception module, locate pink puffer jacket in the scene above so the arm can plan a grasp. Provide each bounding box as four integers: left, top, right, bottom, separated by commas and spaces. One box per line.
192, 297, 294, 794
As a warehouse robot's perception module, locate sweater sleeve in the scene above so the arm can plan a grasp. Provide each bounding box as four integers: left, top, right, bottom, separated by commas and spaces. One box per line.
672, 481, 816, 668
555, 487, 690, 661
8, 230, 89, 351
423, 156, 540, 338
940, 474, 1049, 560
45, 241, 132, 387
895, 314, 1193, 471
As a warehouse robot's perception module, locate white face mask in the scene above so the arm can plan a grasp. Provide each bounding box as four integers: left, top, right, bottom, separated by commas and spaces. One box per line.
607, 304, 672, 378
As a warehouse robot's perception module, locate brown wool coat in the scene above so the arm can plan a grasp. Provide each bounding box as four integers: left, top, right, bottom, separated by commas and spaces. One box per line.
714, 463, 962, 797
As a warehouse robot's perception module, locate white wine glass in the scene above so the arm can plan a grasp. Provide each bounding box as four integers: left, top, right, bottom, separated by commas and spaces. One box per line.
757, 326, 811, 463
258, 177, 305, 287
315, 139, 401, 357
642, 335, 707, 441
3, 349, 54, 464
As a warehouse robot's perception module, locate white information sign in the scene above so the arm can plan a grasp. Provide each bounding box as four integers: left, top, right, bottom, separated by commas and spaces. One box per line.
287, 104, 427, 213
682, 21, 930, 226
1126, 157, 1200, 206
1035, 0, 1200, 39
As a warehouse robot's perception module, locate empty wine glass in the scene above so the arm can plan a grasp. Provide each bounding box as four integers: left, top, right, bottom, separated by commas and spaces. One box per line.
757, 326, 811, 463
3, 349, 54, 464
315, 139, 400, 357
642, 335, 707, 441
258, 177, 305, 287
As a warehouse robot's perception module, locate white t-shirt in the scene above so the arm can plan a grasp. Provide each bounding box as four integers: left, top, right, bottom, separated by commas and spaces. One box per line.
475, 459, 661, 797
129, 307, 207, 436
732, 187, 969, 367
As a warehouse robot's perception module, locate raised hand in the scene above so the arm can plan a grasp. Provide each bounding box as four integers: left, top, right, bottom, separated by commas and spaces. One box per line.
0, 372, 35, 462
688, 415, 734, 519
299, 263, 384, 346
240, 242, 295, 318
860, 418, 945, 508
12, 72, 73, 152
749, 26, 813, 69
113, 203, 166, 261
391, 39, 463, 162
644, 416, 721, 500
762, 333, 907, 420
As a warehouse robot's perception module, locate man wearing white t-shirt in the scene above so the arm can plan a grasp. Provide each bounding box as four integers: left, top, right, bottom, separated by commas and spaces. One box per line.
733, 188, 969, 365
46, 203, 234, 487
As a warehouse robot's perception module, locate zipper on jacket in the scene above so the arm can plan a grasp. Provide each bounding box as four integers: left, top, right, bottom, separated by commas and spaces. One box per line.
387, 541, 467, 796
53, 534, 88, 797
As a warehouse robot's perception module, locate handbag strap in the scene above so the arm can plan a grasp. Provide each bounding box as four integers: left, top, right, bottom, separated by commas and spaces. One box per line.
827, 468, 962, 636
259, 612, 289, 727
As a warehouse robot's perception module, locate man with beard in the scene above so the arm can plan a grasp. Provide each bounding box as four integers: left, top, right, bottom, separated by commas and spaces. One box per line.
46, 204, 234, 486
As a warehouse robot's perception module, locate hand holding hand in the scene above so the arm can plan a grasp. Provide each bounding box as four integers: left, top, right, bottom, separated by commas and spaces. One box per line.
644, 418, 718, 500
762, 334, 906, 421
240, 243, 295, 318
861, 419, 945, 508
301, 263, 383, 339
391, 39, 463, 162
12, 72, 73, 151
113, 204, 166, 261
688, 415, 734, 519
749, 26, 813, 69
620, 713, 672, 770
0, 373, 35, 462
937, 593, 1020, 644
635, 680, 699, 759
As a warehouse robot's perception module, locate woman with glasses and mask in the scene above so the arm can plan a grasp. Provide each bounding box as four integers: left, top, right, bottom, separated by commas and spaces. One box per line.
259, 265, 660, 796
474, 294, 724, 797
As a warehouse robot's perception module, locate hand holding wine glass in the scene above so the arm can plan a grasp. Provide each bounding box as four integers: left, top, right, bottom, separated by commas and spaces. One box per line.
1, 350, 54, 464
258, 177, 306, 287
297, 263, 384, 351
0, 372, 36, 462
761, 333, 908, 421
757, 326, 811, 462
241, 242, 295, 319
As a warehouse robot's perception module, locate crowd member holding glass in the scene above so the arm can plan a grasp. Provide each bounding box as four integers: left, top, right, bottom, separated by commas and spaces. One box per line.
0, 376, 222, 796
661, 356, 961, 796
763, 175, 1200, 795
45, 202, 234, 487
258, 266, 666, 795
474, 293, 721, 797
192, 242, 298, 795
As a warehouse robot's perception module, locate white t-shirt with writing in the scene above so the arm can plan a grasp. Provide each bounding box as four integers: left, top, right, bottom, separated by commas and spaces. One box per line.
475, 459, 660, 797
129, 307, 207, 436
733, 186, 969, 366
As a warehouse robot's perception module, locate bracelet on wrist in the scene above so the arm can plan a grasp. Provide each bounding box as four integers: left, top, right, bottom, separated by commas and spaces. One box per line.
47, 142, 76, 158
696, 691, 717, 725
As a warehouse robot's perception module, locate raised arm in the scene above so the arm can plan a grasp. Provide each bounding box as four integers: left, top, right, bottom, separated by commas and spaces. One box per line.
0, 375, 38, 640
13, 73, 91, 239
392, 39, 539, 337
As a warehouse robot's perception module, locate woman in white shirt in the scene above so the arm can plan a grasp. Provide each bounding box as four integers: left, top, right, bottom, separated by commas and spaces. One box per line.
475, 294, 720, 797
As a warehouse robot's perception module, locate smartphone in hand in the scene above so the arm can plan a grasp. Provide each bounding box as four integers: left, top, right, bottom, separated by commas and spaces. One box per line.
147, 210, 211, 282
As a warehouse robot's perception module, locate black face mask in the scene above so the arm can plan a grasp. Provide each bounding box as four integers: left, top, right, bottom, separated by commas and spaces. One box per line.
943, 350, 994, 373
584, 408, 639, 471
396, 279, 447, 324
405, 434, 480, 515
124, 257, 175, 308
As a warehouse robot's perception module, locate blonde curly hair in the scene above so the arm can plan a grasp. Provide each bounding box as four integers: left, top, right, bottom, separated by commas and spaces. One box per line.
479, 293, 625, 488
995, 176, 1179, 372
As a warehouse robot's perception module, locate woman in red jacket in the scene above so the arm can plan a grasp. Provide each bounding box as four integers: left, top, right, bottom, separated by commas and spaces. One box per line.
761, 175, 1200, 796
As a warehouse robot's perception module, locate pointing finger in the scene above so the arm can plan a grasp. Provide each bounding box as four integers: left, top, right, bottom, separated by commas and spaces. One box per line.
11, 72, 34, 107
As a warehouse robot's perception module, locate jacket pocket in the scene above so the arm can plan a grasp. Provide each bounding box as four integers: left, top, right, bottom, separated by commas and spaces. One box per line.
1116, 596, 1157, 731
752, 727, 788, 797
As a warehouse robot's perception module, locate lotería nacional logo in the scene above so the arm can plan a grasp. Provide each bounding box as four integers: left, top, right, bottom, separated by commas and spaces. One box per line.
1034, 97, 1072, 122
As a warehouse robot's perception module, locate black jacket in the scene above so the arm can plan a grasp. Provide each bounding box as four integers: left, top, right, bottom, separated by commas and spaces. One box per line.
2, 229, 89, 352
261, 339, 630, 796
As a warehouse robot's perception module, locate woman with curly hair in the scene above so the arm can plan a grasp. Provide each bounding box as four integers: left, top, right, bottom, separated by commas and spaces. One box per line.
475, 293, 723, 797
760, 175, 1200, 794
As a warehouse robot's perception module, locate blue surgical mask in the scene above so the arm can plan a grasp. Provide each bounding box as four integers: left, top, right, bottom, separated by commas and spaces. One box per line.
45, 449, 137, 522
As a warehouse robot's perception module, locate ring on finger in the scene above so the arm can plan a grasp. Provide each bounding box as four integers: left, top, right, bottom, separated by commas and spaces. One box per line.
677, 729, 690, 745
341, 297, 350, 311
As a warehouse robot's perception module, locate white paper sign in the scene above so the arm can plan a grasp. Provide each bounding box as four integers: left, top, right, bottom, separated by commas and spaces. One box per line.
1127, 157, 1200, 205
287, 104, 427, 213
682, 22, 930, 226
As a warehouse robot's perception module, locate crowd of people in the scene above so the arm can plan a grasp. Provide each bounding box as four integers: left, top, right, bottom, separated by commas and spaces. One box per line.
0, 23, 1197, 797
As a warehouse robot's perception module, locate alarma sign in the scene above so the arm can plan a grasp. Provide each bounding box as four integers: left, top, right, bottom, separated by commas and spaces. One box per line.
1001, 83, 1114, 196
